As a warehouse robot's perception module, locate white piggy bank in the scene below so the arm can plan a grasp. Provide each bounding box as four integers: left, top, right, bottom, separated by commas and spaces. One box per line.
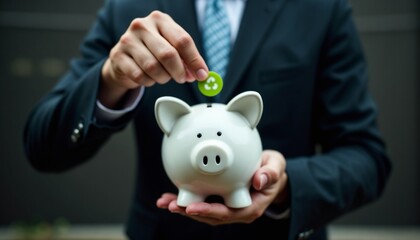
154, 91, 263, 208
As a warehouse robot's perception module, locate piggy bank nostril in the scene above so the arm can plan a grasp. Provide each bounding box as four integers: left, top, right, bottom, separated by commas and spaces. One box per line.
216, 155, 221, 164
203, 156, 208, 165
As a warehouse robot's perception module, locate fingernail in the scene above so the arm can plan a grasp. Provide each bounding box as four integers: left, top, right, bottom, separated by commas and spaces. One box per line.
170, 208, 180, 213
196, 69, 208, 80
259, 174, 268, 190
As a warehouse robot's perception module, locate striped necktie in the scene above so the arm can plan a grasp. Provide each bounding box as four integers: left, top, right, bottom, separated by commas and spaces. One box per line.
202, 0, 231, 80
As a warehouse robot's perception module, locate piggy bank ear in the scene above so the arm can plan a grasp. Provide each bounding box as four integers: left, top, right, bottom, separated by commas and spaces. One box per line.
226, 91, 263, 129
155, 96, 191, 136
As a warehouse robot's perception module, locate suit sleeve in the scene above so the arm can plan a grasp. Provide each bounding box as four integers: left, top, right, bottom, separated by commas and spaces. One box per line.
23, 0, 134, 172
285, 0, 392, 238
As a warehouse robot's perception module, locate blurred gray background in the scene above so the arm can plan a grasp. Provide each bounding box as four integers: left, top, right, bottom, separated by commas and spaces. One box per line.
0, 0, 419, 229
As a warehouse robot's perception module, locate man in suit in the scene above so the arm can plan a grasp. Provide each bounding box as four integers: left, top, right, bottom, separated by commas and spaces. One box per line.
23, 0, 391, 239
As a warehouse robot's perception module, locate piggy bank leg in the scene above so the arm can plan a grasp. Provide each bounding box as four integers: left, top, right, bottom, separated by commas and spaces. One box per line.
177, 188, 205, 207
225, 187, 252, 208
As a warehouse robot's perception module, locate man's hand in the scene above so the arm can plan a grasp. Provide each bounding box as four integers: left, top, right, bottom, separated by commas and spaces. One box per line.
100, 11, 208, 108
156, 150, 288, 225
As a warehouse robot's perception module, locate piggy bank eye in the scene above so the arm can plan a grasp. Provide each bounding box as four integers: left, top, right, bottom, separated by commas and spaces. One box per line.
217, 131, 222, 136
197, 133, 202, 138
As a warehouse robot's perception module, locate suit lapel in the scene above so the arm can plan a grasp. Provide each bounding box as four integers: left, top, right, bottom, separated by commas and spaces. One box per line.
220, 0, 286, 102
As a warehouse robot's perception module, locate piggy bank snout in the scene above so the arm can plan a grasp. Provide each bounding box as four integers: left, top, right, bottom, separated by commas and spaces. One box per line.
191, 140, 233, 175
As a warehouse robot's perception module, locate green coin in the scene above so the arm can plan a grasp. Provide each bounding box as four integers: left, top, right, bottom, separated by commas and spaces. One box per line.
198, 71, 224, 97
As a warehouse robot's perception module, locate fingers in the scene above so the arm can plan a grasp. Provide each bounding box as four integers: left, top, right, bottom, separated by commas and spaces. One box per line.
255, 173, 268, 191
185, 202, 229, 218
156, 193, 178, 209
108, 49, 141, 84
186, 202, 237, 225
250, 150, 290, 209
108, 11, 208, 87
252, 150, 286, 191
101, 11, 208, 108
156, 193, 189, 215
129, 17, 182, 83
122, 11, 208, 84
185, 201, 266, 225
156, 194, 254, 225
104, 31, 159, 90
151, 11, 208, 81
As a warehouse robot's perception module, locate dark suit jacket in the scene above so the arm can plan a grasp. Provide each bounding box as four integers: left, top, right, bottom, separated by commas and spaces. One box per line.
24, 0, 391, 239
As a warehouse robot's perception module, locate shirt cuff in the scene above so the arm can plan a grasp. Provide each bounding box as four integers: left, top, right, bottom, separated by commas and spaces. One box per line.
264, 207, 290, 220
95, 87, 144, 123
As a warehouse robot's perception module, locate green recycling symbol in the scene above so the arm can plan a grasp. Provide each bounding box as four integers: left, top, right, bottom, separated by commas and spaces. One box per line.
198, 71, 224, 97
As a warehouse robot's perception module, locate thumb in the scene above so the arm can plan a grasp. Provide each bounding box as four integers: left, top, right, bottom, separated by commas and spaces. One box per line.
179, 49, 208, 81
254, 173, 269, 191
